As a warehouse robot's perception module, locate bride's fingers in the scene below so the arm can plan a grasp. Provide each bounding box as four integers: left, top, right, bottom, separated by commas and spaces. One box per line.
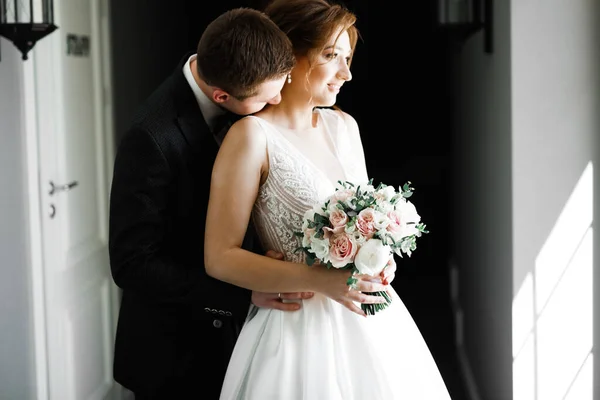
280, 291, 314, 300
382, 272, 395, 286
386, 257, 397, 271
355, 279, 388, 293
339, 300, 366, 317
353, 274, 389, 287
270, 300, 302, 311
348, 291, 388, 304
353, 273, 383, 282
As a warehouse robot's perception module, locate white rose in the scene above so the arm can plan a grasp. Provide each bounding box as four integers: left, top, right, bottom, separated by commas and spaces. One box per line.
376, 200, 395, 214
386, 200, 420, 241
398, 198, 419, 215
363, 184, 375, 193
372, 209, 390, 231
302, 228, 316, 247
354, 238, 391, 275
350, 229, 367, 245
303, 204, 327, 230
379, 185, 396, 201
395, 199, 421, 224
390, 224, 419, 242
303, 208, 315, 221
310, 236, 330, 262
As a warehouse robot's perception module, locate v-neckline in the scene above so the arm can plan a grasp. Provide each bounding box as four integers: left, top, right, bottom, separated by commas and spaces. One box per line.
253, 111, 347, 189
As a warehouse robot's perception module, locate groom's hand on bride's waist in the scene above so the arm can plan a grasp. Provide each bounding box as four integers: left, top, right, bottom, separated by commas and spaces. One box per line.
251, 250, 315, 312
251, 291, 314, 311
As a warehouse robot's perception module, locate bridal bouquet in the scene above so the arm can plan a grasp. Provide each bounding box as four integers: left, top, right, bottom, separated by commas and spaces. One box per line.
295, 180, 429, 315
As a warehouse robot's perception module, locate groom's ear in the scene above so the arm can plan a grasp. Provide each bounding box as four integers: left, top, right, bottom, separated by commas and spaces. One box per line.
212, 89, 230, 104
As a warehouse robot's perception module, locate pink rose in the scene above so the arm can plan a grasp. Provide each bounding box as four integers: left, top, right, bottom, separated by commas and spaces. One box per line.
356, 208, 377, 238
327, 208, 348, 234
323, 226, 343, 238
386, 210, 403, 234
373, 192, 387, 203
328, 233, 358, 268
388, 200, 421, 239
323, 209, 349, 238
386, 209, 419, 240
331, 188, 354, 204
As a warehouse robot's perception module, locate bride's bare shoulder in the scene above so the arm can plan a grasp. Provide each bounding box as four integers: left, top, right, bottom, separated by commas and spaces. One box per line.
224, 116, 266, 140
230, 114, 264, 131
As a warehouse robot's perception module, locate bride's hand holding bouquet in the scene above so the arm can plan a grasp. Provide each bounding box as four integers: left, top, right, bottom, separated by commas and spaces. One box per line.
295, 180, 428, 315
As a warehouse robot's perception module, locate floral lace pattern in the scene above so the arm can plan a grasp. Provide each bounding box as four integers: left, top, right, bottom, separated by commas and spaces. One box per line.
248, 109, 364, 263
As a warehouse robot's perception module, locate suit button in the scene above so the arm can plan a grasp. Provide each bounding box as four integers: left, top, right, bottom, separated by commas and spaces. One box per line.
213, 319, 223, 328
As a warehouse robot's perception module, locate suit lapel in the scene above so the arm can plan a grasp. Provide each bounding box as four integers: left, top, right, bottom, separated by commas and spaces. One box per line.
170, 55, 263, 255
176, 113, 218, 155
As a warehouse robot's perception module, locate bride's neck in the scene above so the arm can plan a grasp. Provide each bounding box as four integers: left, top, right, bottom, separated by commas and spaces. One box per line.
259, 103, 317, 131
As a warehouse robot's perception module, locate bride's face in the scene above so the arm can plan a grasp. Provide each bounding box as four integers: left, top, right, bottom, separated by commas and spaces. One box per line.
305, 29, 353, 107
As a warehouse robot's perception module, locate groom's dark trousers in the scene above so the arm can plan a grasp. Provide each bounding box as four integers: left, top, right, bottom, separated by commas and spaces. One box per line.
108, 53, 255, 400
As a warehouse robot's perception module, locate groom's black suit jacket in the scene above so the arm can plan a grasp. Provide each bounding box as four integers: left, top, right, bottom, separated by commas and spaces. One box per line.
108, 53, 255, 398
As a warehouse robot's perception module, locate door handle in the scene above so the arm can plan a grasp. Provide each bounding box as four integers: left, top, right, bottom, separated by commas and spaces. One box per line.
49, 180, 79, 196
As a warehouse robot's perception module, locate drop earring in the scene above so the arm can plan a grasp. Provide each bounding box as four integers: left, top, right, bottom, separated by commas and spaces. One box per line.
287, 73, 292, 84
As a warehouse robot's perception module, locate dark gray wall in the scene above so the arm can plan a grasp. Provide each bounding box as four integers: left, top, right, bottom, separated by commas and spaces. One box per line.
109, 0, 191, 145
450, 1, 513, 398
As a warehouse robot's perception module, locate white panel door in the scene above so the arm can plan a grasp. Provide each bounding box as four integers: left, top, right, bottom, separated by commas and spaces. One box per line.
31, 0, 119, 398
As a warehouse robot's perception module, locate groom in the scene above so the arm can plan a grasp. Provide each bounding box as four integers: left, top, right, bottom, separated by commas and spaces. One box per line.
108, 8, 302, 400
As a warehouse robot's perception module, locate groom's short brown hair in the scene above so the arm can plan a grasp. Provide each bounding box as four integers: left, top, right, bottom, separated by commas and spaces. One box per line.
196, 8, 296, 100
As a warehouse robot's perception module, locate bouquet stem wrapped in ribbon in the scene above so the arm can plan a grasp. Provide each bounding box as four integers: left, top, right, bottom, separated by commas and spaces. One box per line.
295, 180, 429, 315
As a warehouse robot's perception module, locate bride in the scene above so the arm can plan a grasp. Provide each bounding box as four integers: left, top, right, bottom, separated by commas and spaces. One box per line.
204, 0, 453, 398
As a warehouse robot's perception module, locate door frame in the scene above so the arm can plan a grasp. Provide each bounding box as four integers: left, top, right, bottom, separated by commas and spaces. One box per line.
21, 0, 119, 397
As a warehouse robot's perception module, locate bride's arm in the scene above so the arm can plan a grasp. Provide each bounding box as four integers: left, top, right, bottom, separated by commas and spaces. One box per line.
204, 118, 388, 311
205, 117, 320, 293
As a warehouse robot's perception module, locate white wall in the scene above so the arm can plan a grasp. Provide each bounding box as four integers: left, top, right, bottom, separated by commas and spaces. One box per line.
452, 1, 600, 399
0, 3, 187, 397
511, 1, 598, 399
511, 0, 597, 295
0, 38, 37, 399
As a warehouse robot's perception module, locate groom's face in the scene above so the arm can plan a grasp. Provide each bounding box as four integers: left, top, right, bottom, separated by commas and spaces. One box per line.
227, 75, 287, 116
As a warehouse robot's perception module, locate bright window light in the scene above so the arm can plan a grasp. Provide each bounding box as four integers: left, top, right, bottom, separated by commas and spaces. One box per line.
513, 161, 593, 400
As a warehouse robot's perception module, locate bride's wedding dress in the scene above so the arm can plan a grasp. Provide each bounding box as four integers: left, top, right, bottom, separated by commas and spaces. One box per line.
219, 108, 452, 399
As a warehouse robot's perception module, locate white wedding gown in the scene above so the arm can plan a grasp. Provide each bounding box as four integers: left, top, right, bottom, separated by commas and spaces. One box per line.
219, 108, 452, 400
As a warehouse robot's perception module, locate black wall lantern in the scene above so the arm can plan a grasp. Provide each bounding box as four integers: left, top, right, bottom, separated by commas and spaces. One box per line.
438, 0, 493, 54
0, 0, 58, 61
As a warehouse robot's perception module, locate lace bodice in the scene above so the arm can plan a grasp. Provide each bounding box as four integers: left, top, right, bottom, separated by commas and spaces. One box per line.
247, 108, 368, 263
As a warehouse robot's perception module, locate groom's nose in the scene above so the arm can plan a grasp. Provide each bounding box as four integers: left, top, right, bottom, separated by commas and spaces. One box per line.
267, 92, 282, 105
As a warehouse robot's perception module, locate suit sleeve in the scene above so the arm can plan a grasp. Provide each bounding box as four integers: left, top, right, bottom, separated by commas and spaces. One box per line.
108, 127, 251, 314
